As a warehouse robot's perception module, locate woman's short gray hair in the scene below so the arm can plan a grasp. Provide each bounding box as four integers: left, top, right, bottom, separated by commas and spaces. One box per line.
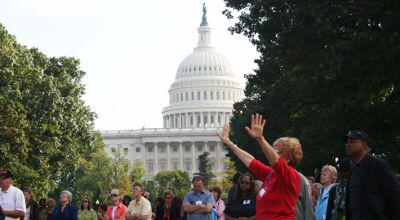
61, 190, 73, 202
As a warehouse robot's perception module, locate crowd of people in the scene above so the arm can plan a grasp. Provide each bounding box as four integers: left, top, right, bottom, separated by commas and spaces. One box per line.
1, 114, 400, 220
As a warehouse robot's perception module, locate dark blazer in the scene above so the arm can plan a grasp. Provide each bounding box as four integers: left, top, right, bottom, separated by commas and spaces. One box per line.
345, 154, 400, 220
50, 204, 78, 220
19, 199, 40, 220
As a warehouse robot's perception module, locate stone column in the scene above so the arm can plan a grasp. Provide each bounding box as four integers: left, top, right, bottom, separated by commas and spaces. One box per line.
200, 112, 203, 127
185, 113, 190, 129
167, 142, 171, 169
191, 142, 196, 173
178, 114, 181, 128
204, 141, 208, 152
142, 143, 146, 171
179, 142, 183, 170
216, 142, 221, 170
207, 112, 211, 128
154, 143, 159, 174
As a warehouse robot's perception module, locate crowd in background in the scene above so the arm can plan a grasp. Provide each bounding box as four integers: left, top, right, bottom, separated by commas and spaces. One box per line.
2, 114, 400, 220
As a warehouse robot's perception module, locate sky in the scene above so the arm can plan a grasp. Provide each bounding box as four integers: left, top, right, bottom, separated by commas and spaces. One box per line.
0, 0, 259, 130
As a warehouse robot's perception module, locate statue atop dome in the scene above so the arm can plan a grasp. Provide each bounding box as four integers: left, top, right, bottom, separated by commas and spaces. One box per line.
200, 3, 208, 26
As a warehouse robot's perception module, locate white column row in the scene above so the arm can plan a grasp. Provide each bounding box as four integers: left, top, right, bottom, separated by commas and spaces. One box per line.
141, 141, 226, 176
163, 112, 232, 128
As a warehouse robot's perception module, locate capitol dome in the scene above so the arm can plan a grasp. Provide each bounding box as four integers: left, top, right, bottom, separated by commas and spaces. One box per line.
162, 6, 243, 129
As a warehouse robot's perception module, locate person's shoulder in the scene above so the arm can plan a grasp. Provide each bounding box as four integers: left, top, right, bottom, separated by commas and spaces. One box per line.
142, 197, 151, 205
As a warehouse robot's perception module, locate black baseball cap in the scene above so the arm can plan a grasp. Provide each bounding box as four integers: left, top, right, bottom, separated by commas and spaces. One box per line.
0, 170, 13, 178
343, 130, 371, 146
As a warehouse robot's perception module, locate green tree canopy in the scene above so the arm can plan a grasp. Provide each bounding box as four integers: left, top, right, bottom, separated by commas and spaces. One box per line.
0, 24, 98, 197
223, 0, 400, 175
194, 151, 216, 188
153, 169, 191, 198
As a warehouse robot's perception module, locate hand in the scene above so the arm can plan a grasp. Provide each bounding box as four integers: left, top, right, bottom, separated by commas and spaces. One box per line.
245, 113, 266, 141
217, 124, 235, 149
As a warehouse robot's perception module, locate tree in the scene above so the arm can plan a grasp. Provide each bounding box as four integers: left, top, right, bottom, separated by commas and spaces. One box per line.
73, 145, 146, 206
223, 0, 400, 174
194, 151, 216, 188
153, 170, 191, 198
0, 24, 98, 197
209, 160, 237, 200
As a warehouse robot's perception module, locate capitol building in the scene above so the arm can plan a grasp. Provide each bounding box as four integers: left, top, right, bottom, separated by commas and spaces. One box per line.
101, 6, 243, 180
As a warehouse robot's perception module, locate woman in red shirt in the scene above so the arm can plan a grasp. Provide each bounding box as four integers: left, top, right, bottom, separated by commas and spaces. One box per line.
217, 114, 303, 220
104, 189, 127, 220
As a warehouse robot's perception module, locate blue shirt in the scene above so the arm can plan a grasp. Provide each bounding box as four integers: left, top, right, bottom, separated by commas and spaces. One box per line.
183, 189, 215, 220
50, 204, 78, 220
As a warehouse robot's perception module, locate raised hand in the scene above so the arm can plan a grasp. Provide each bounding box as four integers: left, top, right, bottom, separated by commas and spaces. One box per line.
245, 113, 266, 141
217, 124, 235, 148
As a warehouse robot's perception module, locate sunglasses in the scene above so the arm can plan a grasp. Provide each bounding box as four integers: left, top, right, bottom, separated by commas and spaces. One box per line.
60, 194, 69, 198
111, 194, 119, 197
0, 176, 8, 180
240, 181, 251, 185
273, 148, 281, 153
83, 200, 89, 203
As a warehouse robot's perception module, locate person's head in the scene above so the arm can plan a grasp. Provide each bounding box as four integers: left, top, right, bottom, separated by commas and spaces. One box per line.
39, 198, 47, 207
307, 176, 315, 186
236, 173, 255, 194
163, 190, 174, 205
60, 190, 72, 203
155, 197, 164, 207
311, 183, 322, 196
110, 189, 122, 204
98, 204, 107, 214
0, 170, 13, 189
122, 196, 131, 206
320, 165, 337, 186
234, 173, 255, 203
45, 198, 56, 210
172, 196, 182, 207
191, 176, 205, 193
343, 130, 371, 160
143, 192, 150, 200
209, 186, 222, 201
80, 196, 92, 210
272, 137, 303, 167
132, 182, 145, 198
338, 158, 352, 186
22, 187, 35, 202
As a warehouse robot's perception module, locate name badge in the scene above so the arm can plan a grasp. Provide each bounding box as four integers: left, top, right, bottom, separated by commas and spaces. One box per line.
242, 200, 250, 205
131, 210, 136, 215
258, 188, 266, 198
195, 201, 202, 205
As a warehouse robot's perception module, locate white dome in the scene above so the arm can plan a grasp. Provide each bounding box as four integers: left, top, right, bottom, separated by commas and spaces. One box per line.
162, 10, 243, 129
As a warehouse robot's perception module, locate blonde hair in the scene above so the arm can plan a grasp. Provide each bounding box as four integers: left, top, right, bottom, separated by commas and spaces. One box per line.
322, 165, 338, 182
111, 189, 123, 201
273, 137, 303, 167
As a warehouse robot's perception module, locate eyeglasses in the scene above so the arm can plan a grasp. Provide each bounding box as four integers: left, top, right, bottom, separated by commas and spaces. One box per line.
240, 181, 251, 185
273, 148, 281, 153
165, 197, 172, 200
111, 194, 119, 197
60, 194, 68, 198
83, 200, 89, 203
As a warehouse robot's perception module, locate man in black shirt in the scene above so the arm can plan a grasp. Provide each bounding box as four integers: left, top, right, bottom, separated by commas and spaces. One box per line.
343, 130, 400, 220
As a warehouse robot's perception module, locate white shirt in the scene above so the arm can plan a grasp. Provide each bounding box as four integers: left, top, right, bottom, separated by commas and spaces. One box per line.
23, 204, 30, 220
0, 185, 26, 220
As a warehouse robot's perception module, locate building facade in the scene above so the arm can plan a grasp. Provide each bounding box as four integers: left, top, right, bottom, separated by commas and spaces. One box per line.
102, 6, 242, 180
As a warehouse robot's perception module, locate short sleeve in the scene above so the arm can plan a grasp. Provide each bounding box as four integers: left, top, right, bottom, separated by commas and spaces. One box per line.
205, 192, 215, 206
183, 193, 190, 205
15, 189, 26, 212
141, 200, 152, 216
248, 159, 272, 181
